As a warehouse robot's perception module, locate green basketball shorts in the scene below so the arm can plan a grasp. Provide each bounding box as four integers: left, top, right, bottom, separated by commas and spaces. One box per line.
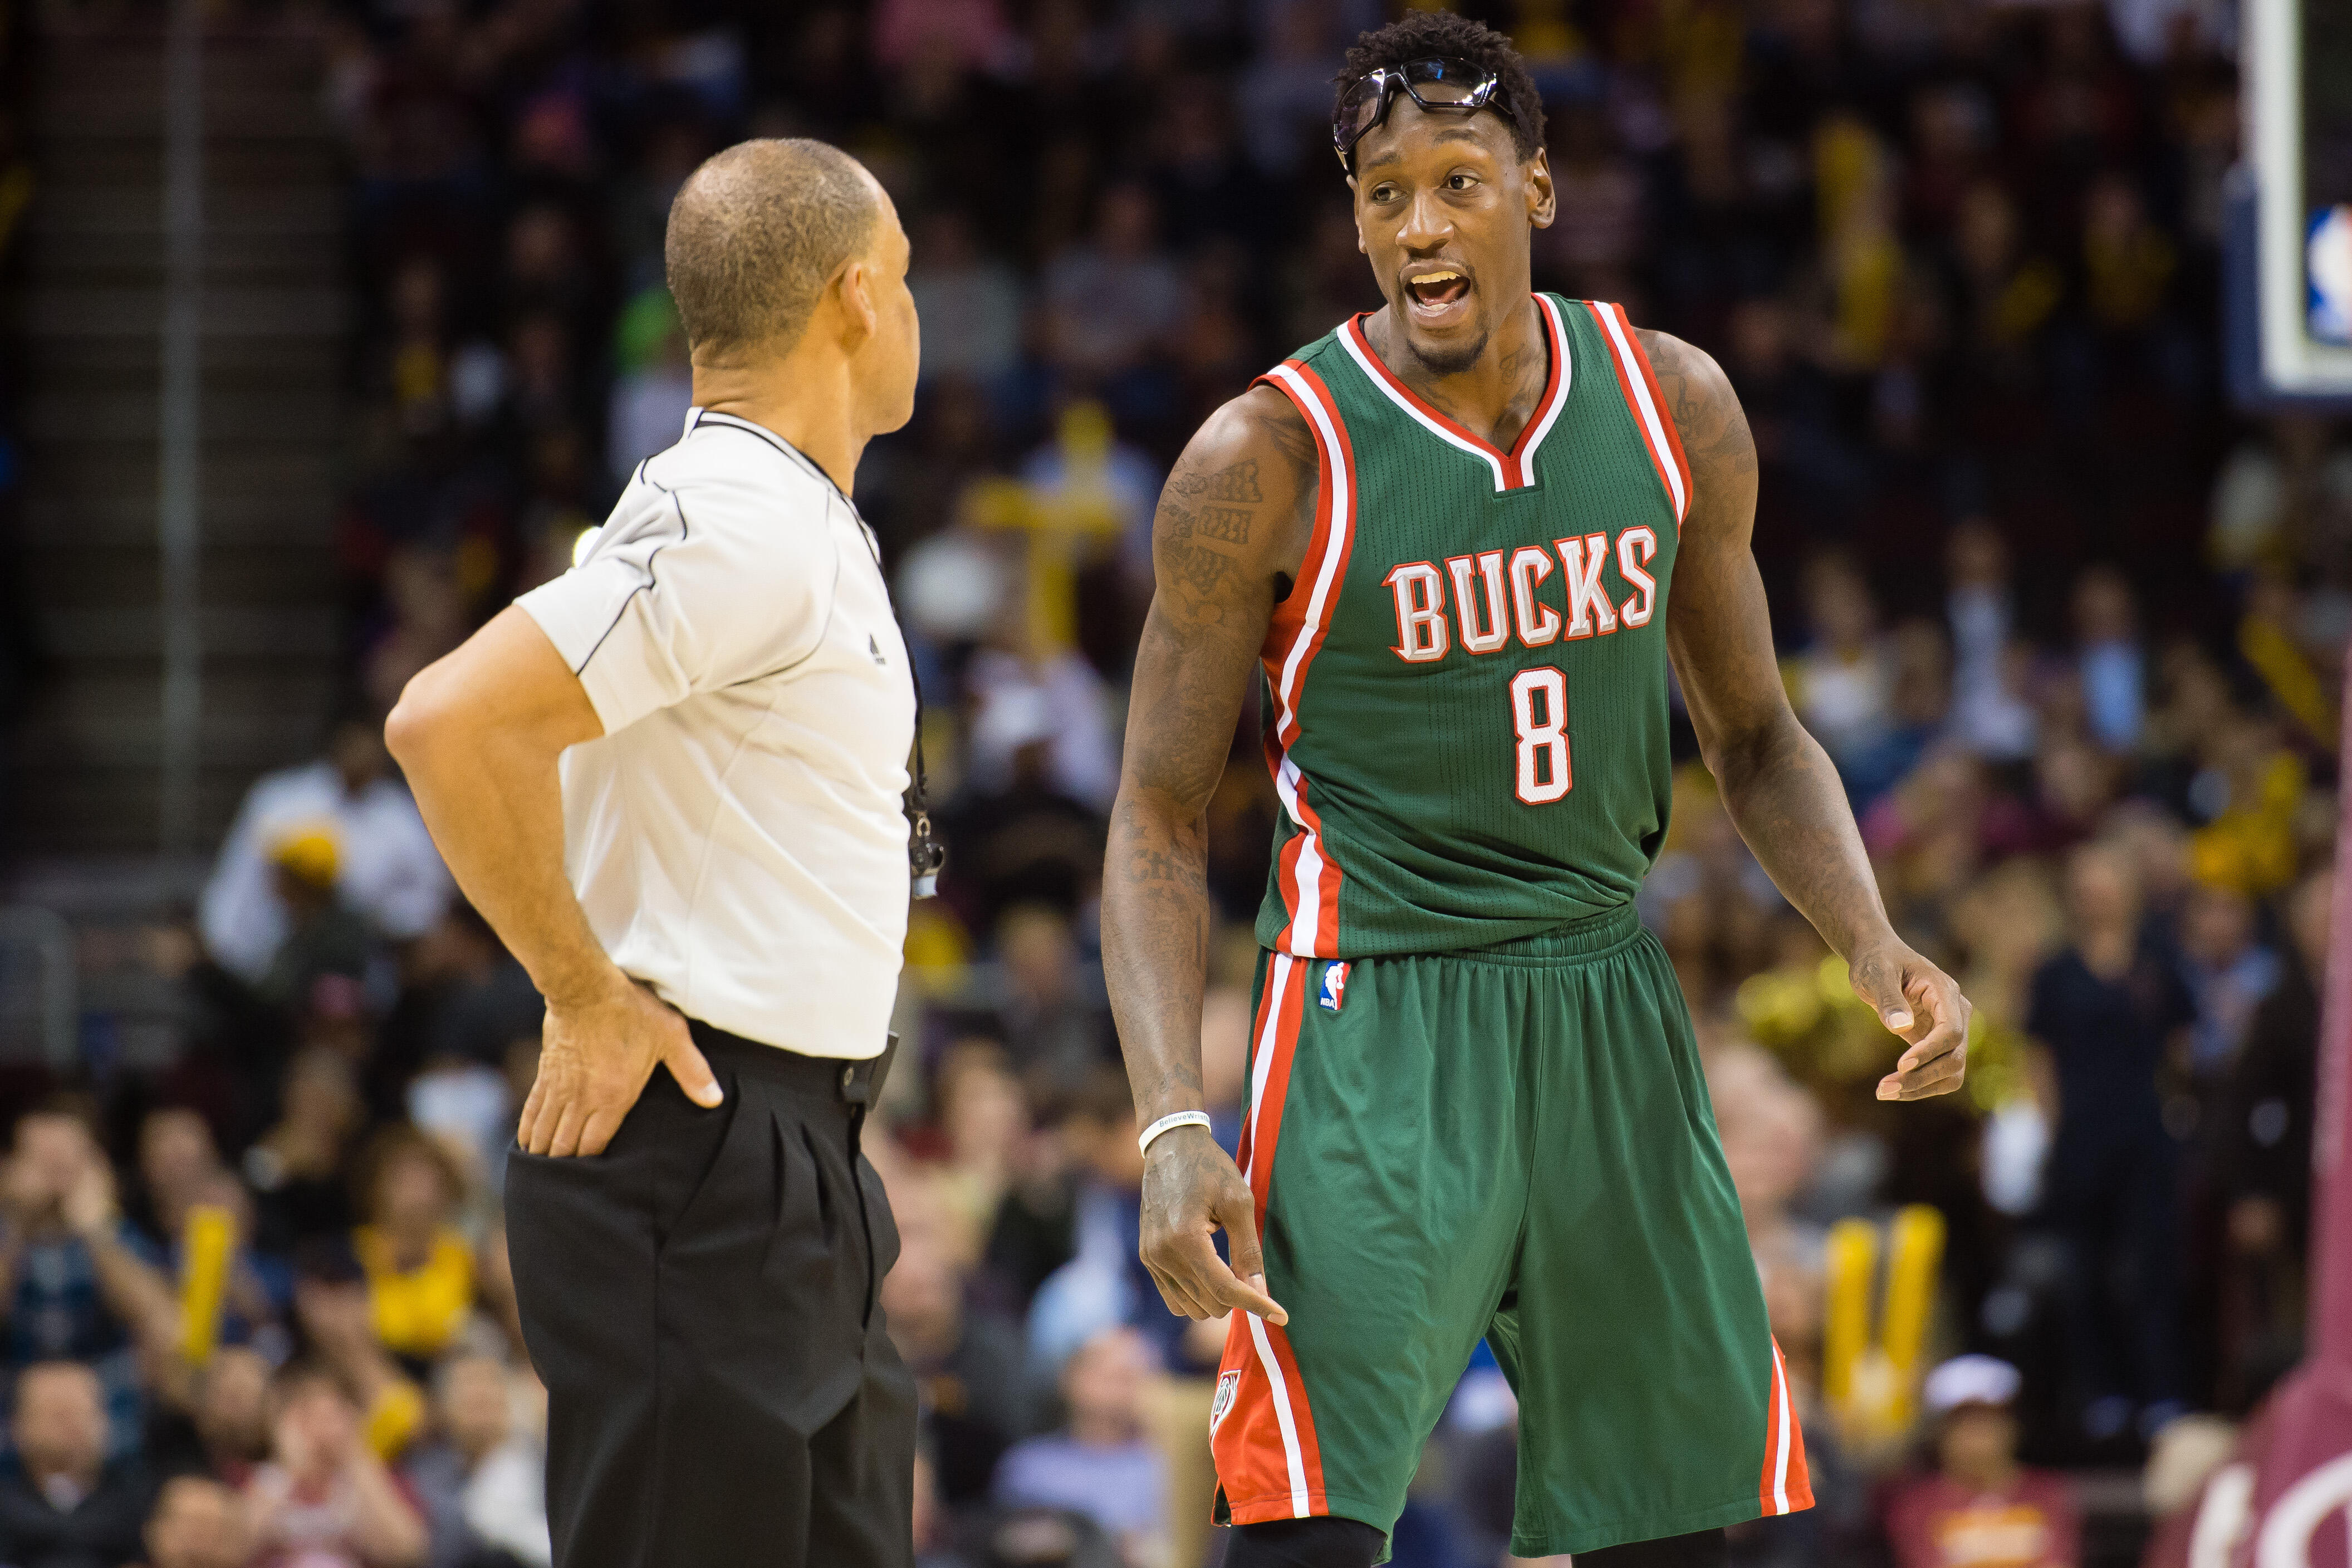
1208, 905, 1812, 1558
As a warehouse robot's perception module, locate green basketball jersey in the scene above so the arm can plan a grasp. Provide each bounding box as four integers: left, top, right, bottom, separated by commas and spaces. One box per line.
1251, 295, 1694, 959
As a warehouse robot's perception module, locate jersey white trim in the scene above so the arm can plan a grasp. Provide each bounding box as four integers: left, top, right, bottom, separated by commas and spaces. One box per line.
1335, 300, 1573, 492
1512, 295, 1576, 484
1592, 302, 1689, 525
1242, 953, 1311, 1518
1336, 324, 1506, 489
1257, 361, 1355, 958
1768, 1340, 1794, 1514
1271, 756, 1327, 955
1263, 363, 1355, 741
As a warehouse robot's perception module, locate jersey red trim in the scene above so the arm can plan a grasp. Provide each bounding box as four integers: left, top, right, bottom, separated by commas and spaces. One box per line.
1251, 359, 1356, 958
1582, 300, 1692, 530
1339, 297, 1569, 491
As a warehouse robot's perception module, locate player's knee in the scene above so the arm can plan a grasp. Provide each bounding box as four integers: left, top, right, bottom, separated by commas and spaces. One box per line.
1573, 1526, 1730, 1566
1224, 1516, 1387, 1568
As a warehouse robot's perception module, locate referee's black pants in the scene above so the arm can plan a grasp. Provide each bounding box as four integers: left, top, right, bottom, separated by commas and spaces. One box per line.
504, 1023, 915, 1568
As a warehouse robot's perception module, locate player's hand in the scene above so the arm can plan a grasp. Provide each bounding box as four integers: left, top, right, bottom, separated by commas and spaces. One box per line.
1850, 939, 1972, 1101
1138, 1125, 1287, 1325
521, 967, 721, 1157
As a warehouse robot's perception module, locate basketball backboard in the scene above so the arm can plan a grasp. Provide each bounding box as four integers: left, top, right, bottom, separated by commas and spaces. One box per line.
2239, 0, 2352, 406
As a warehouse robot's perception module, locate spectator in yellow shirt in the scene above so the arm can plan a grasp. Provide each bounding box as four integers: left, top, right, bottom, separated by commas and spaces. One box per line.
350, 1130, 474, 1375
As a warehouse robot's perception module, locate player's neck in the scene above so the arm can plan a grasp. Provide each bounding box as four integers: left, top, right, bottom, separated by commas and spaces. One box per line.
691, 350, 869, 498
1367, 292, 1548, 449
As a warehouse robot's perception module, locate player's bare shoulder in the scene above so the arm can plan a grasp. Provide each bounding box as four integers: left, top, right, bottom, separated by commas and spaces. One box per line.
1635, 328, 1757, 540
1149, 383, 1321, 633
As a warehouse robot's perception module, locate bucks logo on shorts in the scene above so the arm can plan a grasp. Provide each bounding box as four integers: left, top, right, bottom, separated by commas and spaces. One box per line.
1209, 1370, 1241, 1437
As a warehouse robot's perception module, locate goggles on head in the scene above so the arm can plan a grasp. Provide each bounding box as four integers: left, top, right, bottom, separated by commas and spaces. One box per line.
1332, 57, 1506, 174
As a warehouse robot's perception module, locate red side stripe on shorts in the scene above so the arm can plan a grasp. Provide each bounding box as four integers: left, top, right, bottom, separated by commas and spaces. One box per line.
1758, 1338, 1814, 1515
1212, 955, 1329, 1522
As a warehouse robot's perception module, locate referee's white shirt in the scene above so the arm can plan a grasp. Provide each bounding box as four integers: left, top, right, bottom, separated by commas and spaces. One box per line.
516, 409, 914, 1060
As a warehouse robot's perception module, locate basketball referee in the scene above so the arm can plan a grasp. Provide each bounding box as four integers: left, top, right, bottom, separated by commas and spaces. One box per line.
386, 139, 922, 1568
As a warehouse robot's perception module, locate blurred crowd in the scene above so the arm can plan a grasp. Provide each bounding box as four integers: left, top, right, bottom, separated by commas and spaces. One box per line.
0, 0, 31, 814
7, 0, 2352, 1565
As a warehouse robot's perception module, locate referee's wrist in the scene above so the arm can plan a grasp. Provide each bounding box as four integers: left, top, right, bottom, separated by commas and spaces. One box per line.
537, 953, 631, 1011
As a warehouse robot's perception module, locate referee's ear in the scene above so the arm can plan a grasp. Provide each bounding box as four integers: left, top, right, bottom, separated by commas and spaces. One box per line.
835, 257, 878, 347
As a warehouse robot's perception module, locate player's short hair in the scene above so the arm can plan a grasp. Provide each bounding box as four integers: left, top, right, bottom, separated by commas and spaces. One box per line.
1336, 12, 1547, 164
664, 138, 878, 360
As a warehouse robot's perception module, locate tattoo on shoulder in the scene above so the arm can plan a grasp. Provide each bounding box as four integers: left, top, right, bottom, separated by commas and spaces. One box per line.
1247, 405, 1318, 476
1165, 503, 1252, 546
1163, 537, 1237, 597
1643, 330, 1757, 484
1170, 459, 1263, 504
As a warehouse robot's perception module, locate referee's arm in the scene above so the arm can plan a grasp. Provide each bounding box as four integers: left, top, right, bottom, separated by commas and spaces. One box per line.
386, 605, 723, 1157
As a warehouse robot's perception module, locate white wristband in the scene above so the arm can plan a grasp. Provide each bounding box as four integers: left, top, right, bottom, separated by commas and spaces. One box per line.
1138, 1110, 1212, 1158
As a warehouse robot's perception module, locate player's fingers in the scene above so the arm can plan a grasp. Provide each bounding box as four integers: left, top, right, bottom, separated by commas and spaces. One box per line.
1139, 1231, 1214, 1317
1159, 1234, 1231, 1320
1138, 1224, 1216, 1318
1905, 967, 1967, 1035
1891, 1017, 1964, 1075
1175, 1232, 1286, 1324
1145, 1260, 1215, 1321
1888, 976, 1967, 1069
1848, 950, 1917, 1038
1222, 1191, 1266, 1283
663, 1033, 724, 1109
1885, 1057, 1967, 1100
1206, 1265, 1287, 1325
1209, 1177, 1286, 1323
1878, 1041, 1967, 1100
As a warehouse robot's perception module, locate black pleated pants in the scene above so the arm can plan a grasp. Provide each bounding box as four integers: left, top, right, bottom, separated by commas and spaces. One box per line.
504, 1022, 915, 1568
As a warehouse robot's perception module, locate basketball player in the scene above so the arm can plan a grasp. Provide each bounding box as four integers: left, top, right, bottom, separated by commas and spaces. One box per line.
1101, 14, 1972, 1567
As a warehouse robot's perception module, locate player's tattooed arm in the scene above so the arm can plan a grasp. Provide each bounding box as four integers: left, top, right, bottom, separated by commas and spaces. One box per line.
1648, 329, 1971, 1103
1104, 384, 1315, 1324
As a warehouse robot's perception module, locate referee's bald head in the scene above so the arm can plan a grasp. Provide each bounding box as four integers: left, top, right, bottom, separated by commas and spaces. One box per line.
664, 138, 881, 362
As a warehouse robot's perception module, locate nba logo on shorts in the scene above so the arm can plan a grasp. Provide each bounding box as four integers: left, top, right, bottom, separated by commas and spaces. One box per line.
1320, 962, 1350, 1012
1210, 1370, 1241, 1434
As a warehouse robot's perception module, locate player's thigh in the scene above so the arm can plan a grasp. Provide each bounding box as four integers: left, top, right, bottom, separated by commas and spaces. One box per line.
1213, 949, 1529, 1532
1505, 936, 1805, 1554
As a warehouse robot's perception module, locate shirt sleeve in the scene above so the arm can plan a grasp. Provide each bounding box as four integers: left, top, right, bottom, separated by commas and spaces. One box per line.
516, 469, 840, 735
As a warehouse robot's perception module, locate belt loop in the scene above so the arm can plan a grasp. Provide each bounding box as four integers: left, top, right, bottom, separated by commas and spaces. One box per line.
837, 1032, 901, 1108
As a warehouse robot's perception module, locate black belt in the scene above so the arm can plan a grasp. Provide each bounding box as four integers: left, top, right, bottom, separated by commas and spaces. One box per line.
685, 1020, 900, 1109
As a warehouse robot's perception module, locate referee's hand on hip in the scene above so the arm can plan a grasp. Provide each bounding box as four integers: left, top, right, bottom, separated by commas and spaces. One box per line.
521, 967, 724, 1157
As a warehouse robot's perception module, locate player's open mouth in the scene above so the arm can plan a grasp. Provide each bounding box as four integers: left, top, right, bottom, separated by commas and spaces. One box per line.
1404, 266, 1473, 325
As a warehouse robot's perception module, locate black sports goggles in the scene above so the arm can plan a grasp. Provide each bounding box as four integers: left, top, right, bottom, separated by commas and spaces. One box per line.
1332, 57, 1504, 173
